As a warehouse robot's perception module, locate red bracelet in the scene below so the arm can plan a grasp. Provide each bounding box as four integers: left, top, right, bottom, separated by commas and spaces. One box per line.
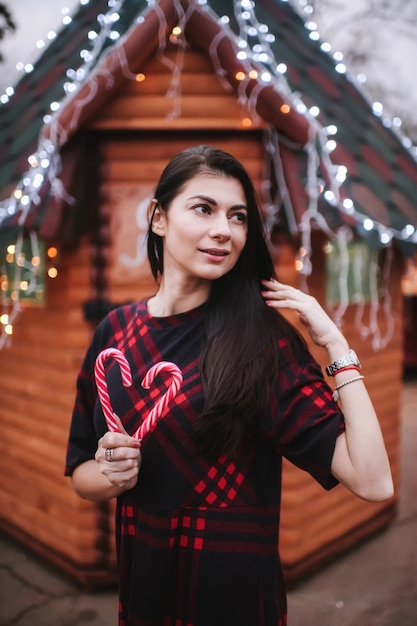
332, 365, 361, 376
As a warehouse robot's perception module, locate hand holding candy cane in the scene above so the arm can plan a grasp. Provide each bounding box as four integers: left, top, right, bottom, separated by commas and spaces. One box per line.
94, 348, 183, 441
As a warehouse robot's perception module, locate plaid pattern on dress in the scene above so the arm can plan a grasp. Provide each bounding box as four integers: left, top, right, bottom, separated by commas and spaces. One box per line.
65, 300, 344, 626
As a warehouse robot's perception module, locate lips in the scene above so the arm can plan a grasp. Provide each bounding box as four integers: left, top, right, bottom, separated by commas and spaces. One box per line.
200, 248, 229, 257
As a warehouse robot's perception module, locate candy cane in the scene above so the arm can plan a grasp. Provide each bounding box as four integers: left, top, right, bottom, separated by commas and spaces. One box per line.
94, 348, 132, 433
135, 361, 183, 440
94, 349, 183, 440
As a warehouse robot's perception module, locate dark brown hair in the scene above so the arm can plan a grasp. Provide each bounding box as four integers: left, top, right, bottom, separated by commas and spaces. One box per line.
148, 145, 307, 457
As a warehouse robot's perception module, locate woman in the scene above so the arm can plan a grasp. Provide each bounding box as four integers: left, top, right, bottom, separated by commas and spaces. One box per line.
65, 145, 393, 626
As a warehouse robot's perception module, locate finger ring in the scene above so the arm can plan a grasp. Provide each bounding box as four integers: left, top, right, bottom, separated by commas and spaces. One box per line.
105, 448, 114, 462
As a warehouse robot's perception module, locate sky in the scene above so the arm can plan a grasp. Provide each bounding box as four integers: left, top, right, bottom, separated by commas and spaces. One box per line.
0, 0, 80, 92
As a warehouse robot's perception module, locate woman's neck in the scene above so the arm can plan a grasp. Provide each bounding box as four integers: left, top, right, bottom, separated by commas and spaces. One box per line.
147, 279, 210, 317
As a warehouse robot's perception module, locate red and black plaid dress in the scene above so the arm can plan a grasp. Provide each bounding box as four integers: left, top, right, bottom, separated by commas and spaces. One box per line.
65, 300, 344, 626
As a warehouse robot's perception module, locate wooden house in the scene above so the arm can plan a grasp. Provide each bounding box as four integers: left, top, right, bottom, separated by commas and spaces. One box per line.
0, 0, 416, 588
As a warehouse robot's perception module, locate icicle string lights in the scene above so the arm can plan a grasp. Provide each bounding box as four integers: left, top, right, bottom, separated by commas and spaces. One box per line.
0, 0, 128, 346
0, 0, 415, 349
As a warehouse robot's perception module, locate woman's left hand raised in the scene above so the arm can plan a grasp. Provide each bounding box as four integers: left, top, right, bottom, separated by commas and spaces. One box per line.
261, 279, 346, 351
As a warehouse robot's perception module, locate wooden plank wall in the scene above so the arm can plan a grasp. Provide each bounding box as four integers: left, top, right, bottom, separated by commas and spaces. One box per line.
0, 239, 118, 583
276, 239, 401, 583
90, 47, 255, 131
0, 44, 265, 586
0, 42, 402, 588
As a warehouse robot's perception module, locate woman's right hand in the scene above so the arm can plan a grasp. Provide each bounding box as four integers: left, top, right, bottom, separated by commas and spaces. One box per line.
95, 430, 142, 491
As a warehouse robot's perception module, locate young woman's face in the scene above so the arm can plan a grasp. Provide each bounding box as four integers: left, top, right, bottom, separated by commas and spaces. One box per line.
152, 172, 248, 284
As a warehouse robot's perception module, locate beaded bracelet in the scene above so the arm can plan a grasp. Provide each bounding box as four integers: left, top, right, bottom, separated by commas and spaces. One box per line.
332, 375, 364, 401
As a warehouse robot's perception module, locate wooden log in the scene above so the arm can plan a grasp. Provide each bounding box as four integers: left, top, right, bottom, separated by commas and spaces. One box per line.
121, 70, 230, 97
0, 489, 105, 563
1, 426, 70, 469
1, 378, 77, 414
280, 500, 393, 564
0, 359, 79, 393
97, 135, 263, 161
94, 93, 244, 121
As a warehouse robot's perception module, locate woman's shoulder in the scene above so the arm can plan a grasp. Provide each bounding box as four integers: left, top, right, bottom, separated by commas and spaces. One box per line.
107, 300, 146, 324
92, 300, 146, 347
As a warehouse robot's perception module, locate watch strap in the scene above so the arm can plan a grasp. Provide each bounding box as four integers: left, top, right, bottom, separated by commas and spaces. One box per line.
326, 349, 361, 377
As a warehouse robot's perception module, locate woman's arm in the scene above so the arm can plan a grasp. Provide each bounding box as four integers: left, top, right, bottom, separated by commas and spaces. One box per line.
261, 279, 394, 502
72, 431, 142, 502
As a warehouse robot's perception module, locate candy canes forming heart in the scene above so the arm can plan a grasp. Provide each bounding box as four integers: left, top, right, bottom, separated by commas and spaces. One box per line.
134, 361, 183, 440
94, 347, 183, 440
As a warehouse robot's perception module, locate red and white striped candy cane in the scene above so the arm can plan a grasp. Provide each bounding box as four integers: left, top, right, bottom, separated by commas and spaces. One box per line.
135, 361, 183, 440
94, 348, 132, 433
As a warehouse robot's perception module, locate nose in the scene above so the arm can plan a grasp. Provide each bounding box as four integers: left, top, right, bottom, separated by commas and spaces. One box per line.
209, 213, 231, 240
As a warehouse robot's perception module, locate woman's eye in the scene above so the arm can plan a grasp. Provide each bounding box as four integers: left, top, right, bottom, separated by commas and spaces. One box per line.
194, 204, 211, 214
230, 212, 247, 223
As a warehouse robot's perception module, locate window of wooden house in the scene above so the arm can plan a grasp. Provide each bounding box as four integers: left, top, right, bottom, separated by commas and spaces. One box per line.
324, 237, 379, 305
1, 237, 46, 305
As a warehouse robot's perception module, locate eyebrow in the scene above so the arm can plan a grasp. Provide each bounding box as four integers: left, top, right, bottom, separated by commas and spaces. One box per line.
188, 195, 248, 211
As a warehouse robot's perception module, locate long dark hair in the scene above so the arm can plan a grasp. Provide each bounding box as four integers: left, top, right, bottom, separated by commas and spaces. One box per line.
148, 145, 307, 457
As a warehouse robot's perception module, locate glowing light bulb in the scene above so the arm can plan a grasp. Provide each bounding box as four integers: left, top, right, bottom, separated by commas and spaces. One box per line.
343, 199, 354, 214
260, 71, 272, 82
335, 63, 346, 74
324, 190, 336, 204
402, 224, 415, 238
372, 102, 383, 116
363, 219, 374, 231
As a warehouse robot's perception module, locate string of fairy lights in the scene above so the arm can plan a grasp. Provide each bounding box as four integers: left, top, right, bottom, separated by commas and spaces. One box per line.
0, 0, 416, 350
